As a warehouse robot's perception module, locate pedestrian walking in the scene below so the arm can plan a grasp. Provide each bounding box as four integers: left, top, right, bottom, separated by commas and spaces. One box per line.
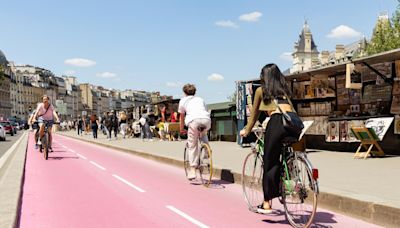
112, 110, 119, 139
77, 115, 83, 135
90, 114, 99, 139
119, 111, 128, 139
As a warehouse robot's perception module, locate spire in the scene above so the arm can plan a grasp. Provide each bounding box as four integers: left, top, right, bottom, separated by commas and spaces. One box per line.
303, 19, 311, 33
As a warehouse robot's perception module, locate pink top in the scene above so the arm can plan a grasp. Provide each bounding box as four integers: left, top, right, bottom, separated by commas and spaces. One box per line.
36, 103, 55, 120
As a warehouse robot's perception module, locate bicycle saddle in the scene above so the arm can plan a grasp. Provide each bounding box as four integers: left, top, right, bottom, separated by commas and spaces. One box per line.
281, 136, 298, 146
197, 125, 207, 132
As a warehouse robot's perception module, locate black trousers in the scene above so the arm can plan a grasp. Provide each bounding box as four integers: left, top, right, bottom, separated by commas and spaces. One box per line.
263, 113, 289, 201
91, 124, 98, 138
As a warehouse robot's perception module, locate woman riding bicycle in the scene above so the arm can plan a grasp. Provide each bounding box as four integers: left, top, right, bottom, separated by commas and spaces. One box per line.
178, 84, 211, 180
32, 95, 60, 151
240, 63, 298, 214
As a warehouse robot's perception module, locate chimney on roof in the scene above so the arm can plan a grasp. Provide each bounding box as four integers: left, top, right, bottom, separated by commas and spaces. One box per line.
335, 44, 345, 61
320, 51, 330, 65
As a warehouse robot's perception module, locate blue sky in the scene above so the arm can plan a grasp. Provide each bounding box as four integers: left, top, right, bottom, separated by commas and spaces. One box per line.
1, 0, 399, 103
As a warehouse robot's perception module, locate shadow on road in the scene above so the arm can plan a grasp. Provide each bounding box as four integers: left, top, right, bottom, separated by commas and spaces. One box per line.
262, 210, 337, 227
50, 150, 67, 153
48, 156, 79, 160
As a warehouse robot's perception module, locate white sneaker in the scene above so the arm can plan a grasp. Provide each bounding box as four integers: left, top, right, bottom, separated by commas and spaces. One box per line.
187, 167, 196, 180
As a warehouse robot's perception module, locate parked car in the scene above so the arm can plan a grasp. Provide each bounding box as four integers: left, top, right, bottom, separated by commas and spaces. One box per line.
0, 124, 6, 141
0, 121, 14, 136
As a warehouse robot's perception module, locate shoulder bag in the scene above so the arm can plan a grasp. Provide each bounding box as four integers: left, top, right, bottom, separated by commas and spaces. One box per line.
272, 93, 304, 138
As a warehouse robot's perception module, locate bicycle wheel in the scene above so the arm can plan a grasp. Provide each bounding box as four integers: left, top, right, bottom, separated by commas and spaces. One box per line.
199, 143, 213, 187
183, 143, 190, 178
43, 133, 49, 160
242, 152, 264, 212
282, 155, 318, 228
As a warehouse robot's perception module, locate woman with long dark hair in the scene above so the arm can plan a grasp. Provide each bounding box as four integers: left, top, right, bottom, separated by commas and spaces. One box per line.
240, 63, 296, 214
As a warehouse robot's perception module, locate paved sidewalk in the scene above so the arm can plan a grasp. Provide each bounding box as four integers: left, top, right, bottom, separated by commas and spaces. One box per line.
57, 130, 400, 227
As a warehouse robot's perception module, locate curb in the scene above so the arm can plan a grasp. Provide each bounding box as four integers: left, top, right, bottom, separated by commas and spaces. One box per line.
59, 133, 400, 227
0, 131, 29, 228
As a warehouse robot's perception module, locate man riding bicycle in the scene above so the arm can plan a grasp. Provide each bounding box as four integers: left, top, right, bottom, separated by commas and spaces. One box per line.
32, 95, 60, 151
178, 84, 211, 180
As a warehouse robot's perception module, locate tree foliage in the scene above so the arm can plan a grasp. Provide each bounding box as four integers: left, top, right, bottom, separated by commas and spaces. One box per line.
227, 90, 237, 103
366, 2, 400, 55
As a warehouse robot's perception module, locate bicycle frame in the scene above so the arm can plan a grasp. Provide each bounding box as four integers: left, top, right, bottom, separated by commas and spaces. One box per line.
251, 128, 303, 195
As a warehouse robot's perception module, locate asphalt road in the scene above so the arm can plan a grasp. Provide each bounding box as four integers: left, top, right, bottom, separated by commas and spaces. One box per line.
0, 130, 24, 158
19, 133, 380, 228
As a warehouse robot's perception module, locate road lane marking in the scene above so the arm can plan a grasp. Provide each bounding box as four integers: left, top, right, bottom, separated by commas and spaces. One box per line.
0, 132, 27, 169
112, 174, 146, 193
68, 149, 76, 153
166, 206, 209, 228
89, 161, 106, 170
62, 145, 68, 149
76, 153, 87, 160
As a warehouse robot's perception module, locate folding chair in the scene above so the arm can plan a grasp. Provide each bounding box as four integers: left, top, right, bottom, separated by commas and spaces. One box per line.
350, 126, 385, 159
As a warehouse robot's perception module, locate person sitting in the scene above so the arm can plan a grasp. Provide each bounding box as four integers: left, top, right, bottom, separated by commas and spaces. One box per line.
156, 118, 166, 141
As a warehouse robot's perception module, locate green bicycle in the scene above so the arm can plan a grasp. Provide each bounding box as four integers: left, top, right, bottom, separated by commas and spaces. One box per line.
242, 127, 319, 228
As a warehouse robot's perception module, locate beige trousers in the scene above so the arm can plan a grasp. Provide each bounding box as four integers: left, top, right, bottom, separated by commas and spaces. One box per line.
187, 118, 211, 167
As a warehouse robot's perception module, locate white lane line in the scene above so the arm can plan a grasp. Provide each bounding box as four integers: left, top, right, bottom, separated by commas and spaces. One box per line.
76, 153, 87, 160
112, 174, 146, 193
166, 205, 209, 228
89, 161, 106, 170
68, 149, 76, 153
62, 145, 68, 149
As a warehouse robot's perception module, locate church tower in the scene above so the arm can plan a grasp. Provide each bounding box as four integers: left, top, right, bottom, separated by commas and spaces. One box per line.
290, 21, 320, 73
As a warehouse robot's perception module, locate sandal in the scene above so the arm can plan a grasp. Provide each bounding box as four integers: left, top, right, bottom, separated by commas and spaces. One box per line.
256, 204, 273, 214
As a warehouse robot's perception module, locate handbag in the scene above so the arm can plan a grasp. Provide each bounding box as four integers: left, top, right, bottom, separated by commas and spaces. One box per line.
272, 93, 304, 137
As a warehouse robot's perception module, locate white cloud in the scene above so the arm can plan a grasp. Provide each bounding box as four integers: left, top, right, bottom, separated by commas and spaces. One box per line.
64, 58, 96, 67
208, 73, 224, 81
327, 25, 362, 39
64, 70, 76, 75
280, 52, 293, 62
239, 11, 262, 22
215, 20, 239, 29
96, 72, 117, 78
166, 82, 182, 87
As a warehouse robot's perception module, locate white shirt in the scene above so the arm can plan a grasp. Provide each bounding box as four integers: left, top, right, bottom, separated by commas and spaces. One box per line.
178, 96, 210, 126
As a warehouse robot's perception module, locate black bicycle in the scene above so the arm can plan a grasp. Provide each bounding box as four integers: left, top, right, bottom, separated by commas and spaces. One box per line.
36, 120, 59, 160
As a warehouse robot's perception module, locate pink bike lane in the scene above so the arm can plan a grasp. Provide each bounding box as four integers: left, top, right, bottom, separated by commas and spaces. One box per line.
19, 133, 380, 227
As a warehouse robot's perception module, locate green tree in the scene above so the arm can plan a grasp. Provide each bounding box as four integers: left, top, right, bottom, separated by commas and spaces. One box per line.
392, 1, 400, 49
227, 90, 237, 103
366, 15, 394, 55
366, 2, 400, 55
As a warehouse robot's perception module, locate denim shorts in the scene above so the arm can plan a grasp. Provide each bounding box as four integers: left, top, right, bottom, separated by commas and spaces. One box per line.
38, 117, 54, 128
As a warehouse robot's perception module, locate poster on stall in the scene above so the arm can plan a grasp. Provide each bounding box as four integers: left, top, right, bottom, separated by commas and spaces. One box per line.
326, 121, 339, 142
348, 120, 364, 142
339, 121, 349, 142
394, 115, 400, 135
391, 95, 400, 114
364, 117, 394, 141
299, 120, 314, 140
245, 83, 253, 96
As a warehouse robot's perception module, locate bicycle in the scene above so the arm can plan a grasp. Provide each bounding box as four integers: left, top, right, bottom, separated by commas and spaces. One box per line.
183, 125, 213, 187
36, 120, 58, 160
242, 126, 319, 228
